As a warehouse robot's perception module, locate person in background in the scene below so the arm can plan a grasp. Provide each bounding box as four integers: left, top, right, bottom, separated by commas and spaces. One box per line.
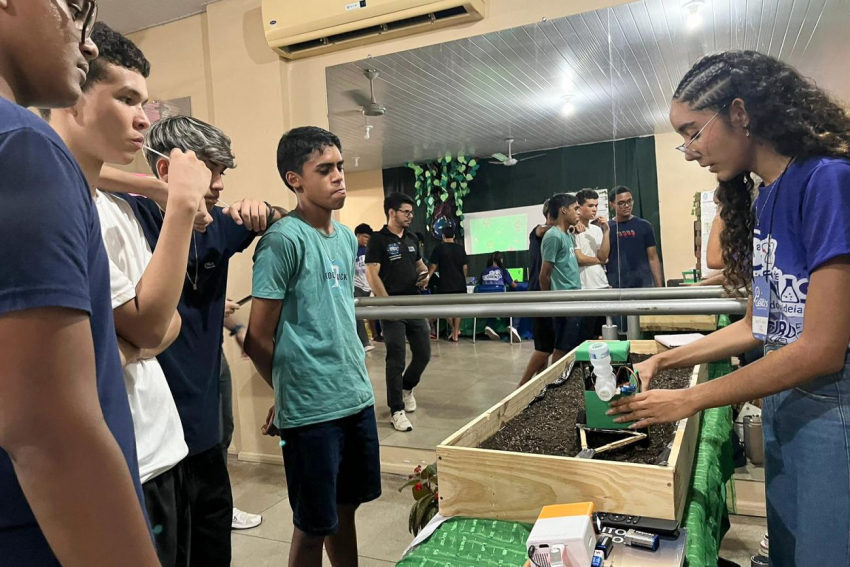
610, 50, 850, 566
221, 299, 263, 530
245, 126, 379, 567
0, 3, 159, 565
517, 200, 556, 387
540, 193, 583, 362
354, 223, 375, 352
366, 193, 431, 432
479, 251, 521, 343
574, 189, 611, 339
97, 116, 288, 567
606, 186, 663, 289
427, 225, 468, 342
45, 22, 208, 565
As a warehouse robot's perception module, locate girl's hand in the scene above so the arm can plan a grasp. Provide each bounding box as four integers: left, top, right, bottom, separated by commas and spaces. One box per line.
607, 388, 699, 429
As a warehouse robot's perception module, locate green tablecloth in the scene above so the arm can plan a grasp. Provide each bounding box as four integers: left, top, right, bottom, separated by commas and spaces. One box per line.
397, 360, 736, 567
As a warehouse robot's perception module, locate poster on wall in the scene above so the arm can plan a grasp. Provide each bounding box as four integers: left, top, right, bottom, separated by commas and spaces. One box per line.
700, 190, 718, 274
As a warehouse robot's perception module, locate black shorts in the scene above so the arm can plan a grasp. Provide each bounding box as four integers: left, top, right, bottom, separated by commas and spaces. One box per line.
553, 316, 587, 353
280, 405, 382, 537
143, 462, 190, 567
533, 317, 555, 354
584, 316, 604, 340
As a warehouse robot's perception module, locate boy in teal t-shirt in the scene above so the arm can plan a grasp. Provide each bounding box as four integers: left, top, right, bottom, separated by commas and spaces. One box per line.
245, 127, 379, 567
539, 193, 586, 359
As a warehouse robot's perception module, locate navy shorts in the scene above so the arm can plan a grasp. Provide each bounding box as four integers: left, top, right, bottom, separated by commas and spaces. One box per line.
280, 405, 382, 537
553, 316, 586, 353
532, 317, 555, 354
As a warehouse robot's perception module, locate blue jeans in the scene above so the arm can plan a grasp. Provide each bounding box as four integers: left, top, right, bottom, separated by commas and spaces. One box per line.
762, 347, 850, 566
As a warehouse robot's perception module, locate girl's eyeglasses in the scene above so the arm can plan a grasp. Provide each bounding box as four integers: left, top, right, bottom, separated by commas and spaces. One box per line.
675, 104, 727, 156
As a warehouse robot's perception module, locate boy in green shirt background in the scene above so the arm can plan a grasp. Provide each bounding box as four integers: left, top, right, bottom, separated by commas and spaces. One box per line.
245, 127, 379, 567
540, 193, 585, 362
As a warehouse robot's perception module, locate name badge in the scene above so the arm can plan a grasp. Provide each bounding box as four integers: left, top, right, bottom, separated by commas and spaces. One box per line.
752, 275, 770, 342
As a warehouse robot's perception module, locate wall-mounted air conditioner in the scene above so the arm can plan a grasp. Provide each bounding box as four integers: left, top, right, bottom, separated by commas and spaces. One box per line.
262, 0, 487, 60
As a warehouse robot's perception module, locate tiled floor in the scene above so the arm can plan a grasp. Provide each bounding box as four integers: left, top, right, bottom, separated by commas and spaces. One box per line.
230, 461, 411, 566
364, 336, 534, 450
231, 336, 768, 566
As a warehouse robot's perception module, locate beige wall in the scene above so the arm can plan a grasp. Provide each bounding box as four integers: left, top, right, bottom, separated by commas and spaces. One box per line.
654, 131, 718, 279
340, 170, 386, 231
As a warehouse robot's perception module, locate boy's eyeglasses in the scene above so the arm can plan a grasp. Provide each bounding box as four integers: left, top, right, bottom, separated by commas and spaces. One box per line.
397, 210, 414, 217
675, 104, 727, 156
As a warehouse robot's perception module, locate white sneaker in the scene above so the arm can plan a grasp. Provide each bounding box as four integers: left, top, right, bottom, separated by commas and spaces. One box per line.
391, 410, 413, 432
364, 344, 375, 353
509, 326, 522, 343
403, 389, 417, 412
484, 326, 500, 341
759, 533, 769, 556
232, 508, 262, 530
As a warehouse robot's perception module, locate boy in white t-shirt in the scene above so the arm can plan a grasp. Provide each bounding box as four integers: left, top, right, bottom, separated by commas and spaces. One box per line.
574, 189, 611, 289
574, 189, 611, 339
43, 23, 211, 566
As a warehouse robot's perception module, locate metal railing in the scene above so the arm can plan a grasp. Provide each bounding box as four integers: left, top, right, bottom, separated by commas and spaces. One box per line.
354, 286, 727, 307
355, 298, 747, 321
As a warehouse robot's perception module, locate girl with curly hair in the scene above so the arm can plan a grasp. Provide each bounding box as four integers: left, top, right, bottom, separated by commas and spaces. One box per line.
610, 50, 850, 565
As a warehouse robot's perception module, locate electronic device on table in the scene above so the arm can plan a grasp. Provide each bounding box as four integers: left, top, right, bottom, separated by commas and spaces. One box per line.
526, 503, 596, 567
525, 502, 685, 567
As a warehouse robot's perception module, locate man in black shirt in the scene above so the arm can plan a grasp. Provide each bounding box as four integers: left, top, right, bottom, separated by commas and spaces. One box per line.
365, 193, 431, 432
517, 200, 556, 388
427, 225, 468, 342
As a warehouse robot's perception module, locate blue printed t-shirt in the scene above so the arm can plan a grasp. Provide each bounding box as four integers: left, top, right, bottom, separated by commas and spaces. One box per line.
252, 213, 375, 429
0, 98, 144, 563
480, 266, 513, 287
540, 227, 581, 291
606, 217, 656, 288
752, 156, 850, 346
119, 195, 256, 454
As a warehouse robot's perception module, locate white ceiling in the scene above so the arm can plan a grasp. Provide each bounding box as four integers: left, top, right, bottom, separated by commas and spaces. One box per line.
98, 0, 218, 34
327, 0, 850, 171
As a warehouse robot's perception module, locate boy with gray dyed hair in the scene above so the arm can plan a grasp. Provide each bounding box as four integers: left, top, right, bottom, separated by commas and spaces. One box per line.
98, 113, 289, 565
144, 115, 236, 172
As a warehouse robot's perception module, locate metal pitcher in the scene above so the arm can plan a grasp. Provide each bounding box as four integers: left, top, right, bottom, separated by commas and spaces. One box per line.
743, 415, 764, 466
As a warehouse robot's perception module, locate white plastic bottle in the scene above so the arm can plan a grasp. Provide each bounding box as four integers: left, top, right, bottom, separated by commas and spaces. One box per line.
589, 342, 617, 402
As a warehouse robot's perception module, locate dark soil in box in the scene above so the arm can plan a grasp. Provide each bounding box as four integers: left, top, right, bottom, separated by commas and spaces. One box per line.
479, 355, 694, 465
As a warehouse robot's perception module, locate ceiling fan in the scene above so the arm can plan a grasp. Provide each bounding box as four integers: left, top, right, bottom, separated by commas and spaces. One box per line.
489, 138, 545, 166
335, 68, 387, 117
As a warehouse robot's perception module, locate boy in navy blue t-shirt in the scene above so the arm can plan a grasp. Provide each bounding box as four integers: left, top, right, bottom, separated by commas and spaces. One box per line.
0, 2, 158, 565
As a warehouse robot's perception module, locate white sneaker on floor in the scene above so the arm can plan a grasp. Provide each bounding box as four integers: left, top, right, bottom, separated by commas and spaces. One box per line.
759, 533, 769, 556
364, 344, 375, 353
232, 508, 262, 530
403, 389, 417, 412
509, 326, 522, 343
391, 410, 413, 432
484, 326, 500, 341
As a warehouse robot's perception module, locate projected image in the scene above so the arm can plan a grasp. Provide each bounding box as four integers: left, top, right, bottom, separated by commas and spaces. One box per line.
469, 214, 528, 255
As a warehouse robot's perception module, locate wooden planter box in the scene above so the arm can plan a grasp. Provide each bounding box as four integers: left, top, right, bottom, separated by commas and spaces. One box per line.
436, 340, 706, 523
